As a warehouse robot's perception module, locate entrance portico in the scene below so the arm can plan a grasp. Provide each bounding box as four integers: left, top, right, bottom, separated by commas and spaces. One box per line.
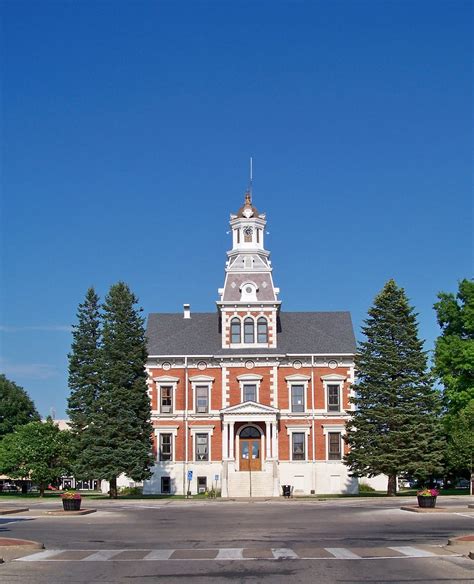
220, 402, 279, 468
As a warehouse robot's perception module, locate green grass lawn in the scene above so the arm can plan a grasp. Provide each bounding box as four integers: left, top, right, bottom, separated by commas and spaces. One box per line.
0, 488, 469, 501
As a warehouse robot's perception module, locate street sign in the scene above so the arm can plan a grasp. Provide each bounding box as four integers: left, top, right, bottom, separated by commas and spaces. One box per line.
187, 470, 193, 481
214, 474, 219, 481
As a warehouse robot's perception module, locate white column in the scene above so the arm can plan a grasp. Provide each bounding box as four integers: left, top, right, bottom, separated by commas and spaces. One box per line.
265, 421, 271, 459
272, 421, 278, 459
222, 422, 228, 460
229, 421, 235, 459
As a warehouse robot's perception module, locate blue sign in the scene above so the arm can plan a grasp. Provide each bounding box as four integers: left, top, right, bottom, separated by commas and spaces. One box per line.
187, 470, 193, 481
214, 474, 219, 481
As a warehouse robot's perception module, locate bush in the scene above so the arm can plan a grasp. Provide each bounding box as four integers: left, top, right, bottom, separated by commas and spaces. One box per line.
359, 482, 376, 493
118, 486, 143, 496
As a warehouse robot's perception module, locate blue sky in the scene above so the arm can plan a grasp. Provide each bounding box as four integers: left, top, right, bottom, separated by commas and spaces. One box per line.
1, 1, 472, 418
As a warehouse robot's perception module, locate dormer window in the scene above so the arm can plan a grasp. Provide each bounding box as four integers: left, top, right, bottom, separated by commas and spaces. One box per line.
257, 317, 268, 343
240, 282, 258, 301
231, 318, 241, 343
244, 318, 254, 343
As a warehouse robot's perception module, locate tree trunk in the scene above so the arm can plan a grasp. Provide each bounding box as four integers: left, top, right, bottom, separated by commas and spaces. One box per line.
387, 473, 397, 496
39, 483, 45, 498
109, 476, 118, 499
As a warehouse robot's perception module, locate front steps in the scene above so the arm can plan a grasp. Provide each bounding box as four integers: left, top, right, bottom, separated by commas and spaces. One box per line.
227, 471, 275, 498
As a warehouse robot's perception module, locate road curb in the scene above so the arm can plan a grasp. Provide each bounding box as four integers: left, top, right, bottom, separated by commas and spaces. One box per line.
446, 534, 474, 560
0, 507, 29, 515
0, 537, 44, 563
45, 508, 97, 516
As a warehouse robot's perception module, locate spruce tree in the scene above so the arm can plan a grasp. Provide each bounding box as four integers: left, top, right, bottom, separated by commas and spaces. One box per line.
85, 282, 153, 498
344, 279, 444, 495
67, 287, 101, 479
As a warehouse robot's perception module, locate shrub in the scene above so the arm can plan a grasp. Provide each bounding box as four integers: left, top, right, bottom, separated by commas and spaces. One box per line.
359, 482, 376, 493
118, 486, 143, 496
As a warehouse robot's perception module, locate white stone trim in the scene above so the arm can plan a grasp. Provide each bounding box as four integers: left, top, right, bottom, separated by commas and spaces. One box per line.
322, 378, 344, 414
154, 426, 178, 462
190, 426, 215, 463
188, 375, 215, 382
154, 378, 178, 415
237, 374, 262, 403
286, 425, 311, 462
287, 378, 309, 414
190, 378, 214, 415
322, 425, 345, 461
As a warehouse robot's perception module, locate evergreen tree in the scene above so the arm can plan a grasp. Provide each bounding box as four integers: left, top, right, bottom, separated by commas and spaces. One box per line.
344, 279, 444, 495
67, 287, 101, 478
0, 375, 40, 438
85, 282, 153, 498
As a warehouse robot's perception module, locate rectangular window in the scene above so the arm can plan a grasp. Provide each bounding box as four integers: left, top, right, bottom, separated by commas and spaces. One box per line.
327, 385, 340, 412
159, 433, 172, 461
161, 476, 171, 494
292, 432, 305, 460
160, 386, 173, 413
196, 386, 209, 413
291, 385, 305, 412
197, 476, 207, 493
328, 432, 342, 460
243, 384, 257, 402
195, 433, 209, 461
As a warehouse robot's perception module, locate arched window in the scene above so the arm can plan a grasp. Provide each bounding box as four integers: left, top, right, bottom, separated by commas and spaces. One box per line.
244, 318, 255, 343
257, 317, 268, 343
230, 318, 241, 343
240, 426, 261, 438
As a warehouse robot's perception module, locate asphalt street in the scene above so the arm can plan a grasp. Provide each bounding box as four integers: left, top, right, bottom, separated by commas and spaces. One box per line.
0, 496, 473, 583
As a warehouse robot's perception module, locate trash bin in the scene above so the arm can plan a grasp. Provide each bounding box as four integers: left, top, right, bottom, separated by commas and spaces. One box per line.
282, 485, 291, 498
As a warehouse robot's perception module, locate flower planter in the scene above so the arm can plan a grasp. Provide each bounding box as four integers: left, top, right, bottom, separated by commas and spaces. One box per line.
62, 498, 81, 511
417, 495, 437, 508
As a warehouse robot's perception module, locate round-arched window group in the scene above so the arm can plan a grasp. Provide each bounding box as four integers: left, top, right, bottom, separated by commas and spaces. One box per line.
231, 316, 268, 344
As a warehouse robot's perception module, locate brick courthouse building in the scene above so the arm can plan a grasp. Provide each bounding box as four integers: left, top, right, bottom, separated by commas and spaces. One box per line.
143, 193, 357, 497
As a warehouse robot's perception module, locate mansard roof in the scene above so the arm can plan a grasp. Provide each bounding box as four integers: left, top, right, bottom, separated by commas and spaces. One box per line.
146, 311, 356, 356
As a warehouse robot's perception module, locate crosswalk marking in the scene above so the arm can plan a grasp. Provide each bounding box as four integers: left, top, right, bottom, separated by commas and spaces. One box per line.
325, 547, 361, 559
15, 545, 457, 562
216, 548, 244, 560
271, 547, 299, 559
143, 549, 174, 560
82, 550, 124, 561
18, 550, 62, 561
388, 546, 436, 557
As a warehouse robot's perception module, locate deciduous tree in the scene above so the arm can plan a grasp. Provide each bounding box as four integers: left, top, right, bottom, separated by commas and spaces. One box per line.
0, 375, 40, 438
0, 418, 71, 496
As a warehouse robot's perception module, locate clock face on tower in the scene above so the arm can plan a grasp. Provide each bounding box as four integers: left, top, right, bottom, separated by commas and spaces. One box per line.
243, 226, 253, 242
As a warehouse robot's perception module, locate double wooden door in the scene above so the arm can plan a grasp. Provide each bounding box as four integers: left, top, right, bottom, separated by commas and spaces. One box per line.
239, 436, 261, 471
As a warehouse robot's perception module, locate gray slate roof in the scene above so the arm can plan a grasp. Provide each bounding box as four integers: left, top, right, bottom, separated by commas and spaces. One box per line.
146, 312, 356, 356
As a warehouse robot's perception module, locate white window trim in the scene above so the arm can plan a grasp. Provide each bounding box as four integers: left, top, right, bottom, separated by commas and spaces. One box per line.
321, 374, 346, 414
237, 373, 263, 403
285, 374, 310, 414
190, 425, 215, 462
286, 425, 311, 462
322, 424, 346, 462
189, 375, 214, 415
154, 426, 178, 463
154, 376, 179, 415
229, 315, 269, 348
